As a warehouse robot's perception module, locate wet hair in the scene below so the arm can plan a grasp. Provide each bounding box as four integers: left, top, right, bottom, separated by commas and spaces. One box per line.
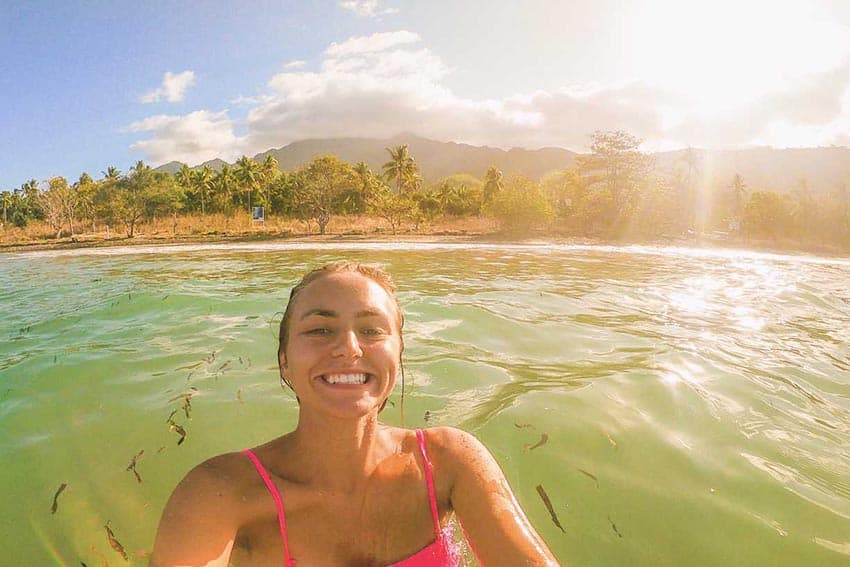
277, 261, 406, 415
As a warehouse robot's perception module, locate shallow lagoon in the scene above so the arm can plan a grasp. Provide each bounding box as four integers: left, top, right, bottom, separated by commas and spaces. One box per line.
2, 242, 849, 566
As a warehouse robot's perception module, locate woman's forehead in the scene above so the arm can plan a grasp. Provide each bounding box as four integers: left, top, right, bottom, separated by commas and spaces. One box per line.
295, 272, 397, 316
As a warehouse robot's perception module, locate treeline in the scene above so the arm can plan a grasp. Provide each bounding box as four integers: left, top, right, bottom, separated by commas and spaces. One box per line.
2, 131, 849, 250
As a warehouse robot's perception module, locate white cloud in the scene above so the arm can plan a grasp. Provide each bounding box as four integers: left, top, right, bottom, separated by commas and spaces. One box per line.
141, 71, 196, 104
128, 30, 850, 166
325, 31, 419, 58
339, 0, 397, 18
128, 110, 243, 166
284, 60, 307, 69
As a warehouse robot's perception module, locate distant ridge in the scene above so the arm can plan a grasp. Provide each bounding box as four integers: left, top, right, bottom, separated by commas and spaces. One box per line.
155, 135, 850, 195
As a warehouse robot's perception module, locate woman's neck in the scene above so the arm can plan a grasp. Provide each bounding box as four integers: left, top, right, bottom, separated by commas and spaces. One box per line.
285, 413, 395, 492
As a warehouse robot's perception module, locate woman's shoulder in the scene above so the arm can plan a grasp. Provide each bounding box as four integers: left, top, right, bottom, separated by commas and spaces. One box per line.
419, 426, 487, 457
415, 426, 494, 485
171, 450, 260, 509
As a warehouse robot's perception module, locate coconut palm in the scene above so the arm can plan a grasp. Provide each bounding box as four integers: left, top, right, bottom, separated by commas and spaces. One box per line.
1, 190, 10, 225
213, 164, 237, 213
236, 156, 260, 214
192, 166, 213, 216
259, 155, 279, 212
102, 166, 121, 182
382, 144, 418, 194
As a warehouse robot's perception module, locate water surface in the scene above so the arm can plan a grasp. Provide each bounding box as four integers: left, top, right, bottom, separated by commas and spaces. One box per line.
1, 242, 849, 566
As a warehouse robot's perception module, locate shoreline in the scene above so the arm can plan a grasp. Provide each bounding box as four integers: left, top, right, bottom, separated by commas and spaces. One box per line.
2, 227, 848, 261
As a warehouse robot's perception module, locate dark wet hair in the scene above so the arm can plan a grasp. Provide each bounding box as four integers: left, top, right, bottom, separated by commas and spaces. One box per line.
277, 261, 406, 415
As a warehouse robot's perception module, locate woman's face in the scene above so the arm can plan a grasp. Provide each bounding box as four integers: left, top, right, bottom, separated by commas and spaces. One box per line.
280, 271, 402, 419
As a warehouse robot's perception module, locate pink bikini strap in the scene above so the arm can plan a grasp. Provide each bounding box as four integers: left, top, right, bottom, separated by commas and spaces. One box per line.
242, 449, 295, 566
415, 429, 442, 538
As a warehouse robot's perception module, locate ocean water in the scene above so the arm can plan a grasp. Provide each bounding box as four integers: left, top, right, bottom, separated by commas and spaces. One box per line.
1, 242, 848, 566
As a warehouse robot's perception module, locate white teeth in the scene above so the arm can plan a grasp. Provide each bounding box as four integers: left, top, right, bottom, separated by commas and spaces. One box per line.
324, 373, 367, 385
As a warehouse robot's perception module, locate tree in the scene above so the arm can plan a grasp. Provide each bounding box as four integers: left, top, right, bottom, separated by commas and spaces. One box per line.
192, 166, 213, 216
1, 190, 10, 226
212, 164, 237, 214
382, 145, 419, 194
40, 177, 74, 238
368, 186, 418, 235
742, 190, 795, 241
294, 156, 358, 234
431, 174, 484, 216
21, 178, 42, 220
235, 156, 260, 214
482, 166, 504, 204
259, 155, 280, 212
486, 175, 553, 233
74, 172, 98, 232
576, 130, 653, 230
111, 161, 152, 237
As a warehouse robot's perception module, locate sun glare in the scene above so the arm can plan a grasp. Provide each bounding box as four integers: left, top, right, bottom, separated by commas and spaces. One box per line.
628, 0, 850, 119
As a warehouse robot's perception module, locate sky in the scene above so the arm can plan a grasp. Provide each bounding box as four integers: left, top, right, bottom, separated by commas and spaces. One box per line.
2, 0, 850, 190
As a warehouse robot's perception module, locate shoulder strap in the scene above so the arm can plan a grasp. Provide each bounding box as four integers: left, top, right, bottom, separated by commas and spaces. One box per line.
242, 449, 294, 566
414, 429, 443, 538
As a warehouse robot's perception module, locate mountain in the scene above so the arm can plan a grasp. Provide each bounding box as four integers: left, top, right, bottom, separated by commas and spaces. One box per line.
155, 135, 850, 195
253, 134, 578, 182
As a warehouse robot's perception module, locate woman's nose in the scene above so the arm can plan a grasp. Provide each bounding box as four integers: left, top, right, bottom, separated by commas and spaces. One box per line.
332, 329, 363, 358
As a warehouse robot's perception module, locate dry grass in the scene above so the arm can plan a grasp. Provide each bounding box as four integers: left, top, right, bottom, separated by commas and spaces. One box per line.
0, 213, 501, 248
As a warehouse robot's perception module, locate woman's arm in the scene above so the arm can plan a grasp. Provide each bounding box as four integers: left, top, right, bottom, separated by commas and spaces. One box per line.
148, 456, 241, 567
433, 427, 561, 567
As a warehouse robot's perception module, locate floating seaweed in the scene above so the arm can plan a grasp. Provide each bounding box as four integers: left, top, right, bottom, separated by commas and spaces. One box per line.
166, 412, 187, 445
608, 516, 623, 538
126, 450, 144, 484
524, 432, 549, 452
236, 389, 244, 404
104, 523, 128, 561
535, 485, 565, 533
424, 410, 431, 422
216, 360, 232, 373
51, 482, 67, 514
577, 468, 599, 488
169, 389, 197, 419
514, 422, 533, 429
604, 431, 618, 450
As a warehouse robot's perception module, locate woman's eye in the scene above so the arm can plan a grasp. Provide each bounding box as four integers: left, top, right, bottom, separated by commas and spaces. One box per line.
361, 328, 384, 336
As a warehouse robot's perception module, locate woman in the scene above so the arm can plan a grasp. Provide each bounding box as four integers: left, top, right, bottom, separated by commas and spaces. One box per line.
150, 262, 559, 566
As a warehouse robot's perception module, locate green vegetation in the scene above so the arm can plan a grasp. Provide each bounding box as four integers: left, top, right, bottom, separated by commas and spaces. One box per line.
3, 134, 850, 253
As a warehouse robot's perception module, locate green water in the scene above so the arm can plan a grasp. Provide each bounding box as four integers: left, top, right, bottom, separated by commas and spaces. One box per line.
1, 242, 849, 566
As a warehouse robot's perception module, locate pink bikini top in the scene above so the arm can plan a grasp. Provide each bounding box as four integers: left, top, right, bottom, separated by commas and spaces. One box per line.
243, 429, 458, 566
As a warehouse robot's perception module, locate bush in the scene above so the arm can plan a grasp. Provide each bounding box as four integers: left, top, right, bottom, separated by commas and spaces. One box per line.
486, 175, 553, 233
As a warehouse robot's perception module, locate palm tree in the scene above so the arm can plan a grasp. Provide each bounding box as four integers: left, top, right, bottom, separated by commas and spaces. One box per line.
102, 166, 121, 182
260, 155, 279, 212
192, 166, 213, 216
236, 156, 260, 214
382, 145, 418, 194
175, 164, 193, 190
213, 164, 237, 213
1, 190, 10, 225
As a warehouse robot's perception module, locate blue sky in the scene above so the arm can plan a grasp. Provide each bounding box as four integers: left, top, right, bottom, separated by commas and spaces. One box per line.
3, 0, 850, 190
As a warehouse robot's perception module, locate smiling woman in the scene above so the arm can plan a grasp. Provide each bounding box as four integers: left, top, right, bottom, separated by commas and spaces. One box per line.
149, 261, 560, 567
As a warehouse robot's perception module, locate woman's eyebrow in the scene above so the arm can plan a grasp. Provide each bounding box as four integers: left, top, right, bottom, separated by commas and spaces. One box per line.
300, 308, 383, 320
301, 308, 336, 320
